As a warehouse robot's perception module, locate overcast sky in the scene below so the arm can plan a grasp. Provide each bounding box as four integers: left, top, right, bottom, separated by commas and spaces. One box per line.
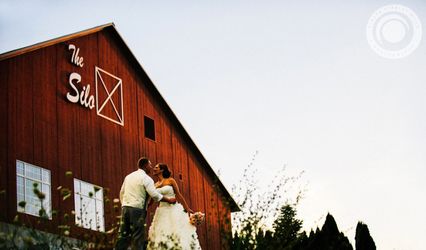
1, 1, 425, 249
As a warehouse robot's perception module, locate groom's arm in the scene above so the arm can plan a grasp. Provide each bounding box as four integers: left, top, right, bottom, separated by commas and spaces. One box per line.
144, 177, 176, 204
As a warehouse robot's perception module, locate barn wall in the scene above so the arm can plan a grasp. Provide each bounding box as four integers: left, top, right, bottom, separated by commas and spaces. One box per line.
0, 29, 233, 249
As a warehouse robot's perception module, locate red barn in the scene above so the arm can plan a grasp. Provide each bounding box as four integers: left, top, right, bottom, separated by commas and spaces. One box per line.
0, 23, 238, 249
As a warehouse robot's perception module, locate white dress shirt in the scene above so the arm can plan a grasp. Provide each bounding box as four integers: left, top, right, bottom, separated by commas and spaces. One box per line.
119, 169, 163, 209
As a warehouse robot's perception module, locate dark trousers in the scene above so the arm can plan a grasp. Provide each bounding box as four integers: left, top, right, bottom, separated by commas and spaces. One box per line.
115, 206, 147, 250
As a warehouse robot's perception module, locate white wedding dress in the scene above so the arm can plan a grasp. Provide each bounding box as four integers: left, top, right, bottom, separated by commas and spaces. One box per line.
147, 185, 201, 250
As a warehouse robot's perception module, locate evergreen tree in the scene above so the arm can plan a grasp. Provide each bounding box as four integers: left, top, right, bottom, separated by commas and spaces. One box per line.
272, 204, 303, 249
256, 230, 274, 250
302, 213, 353, 250
355, 222, 376, 250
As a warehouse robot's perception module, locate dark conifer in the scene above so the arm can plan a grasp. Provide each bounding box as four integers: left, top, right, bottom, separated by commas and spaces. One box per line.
355, 222, 376, 250
272, 204, 303, 249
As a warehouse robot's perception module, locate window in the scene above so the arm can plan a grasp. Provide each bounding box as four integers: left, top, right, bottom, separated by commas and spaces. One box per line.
74, 179, 105, 232
144, 116, 156, 141
16, 160, 52, 219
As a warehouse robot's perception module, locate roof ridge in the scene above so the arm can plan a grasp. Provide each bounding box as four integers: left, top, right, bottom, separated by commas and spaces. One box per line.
0, 23, 114, 61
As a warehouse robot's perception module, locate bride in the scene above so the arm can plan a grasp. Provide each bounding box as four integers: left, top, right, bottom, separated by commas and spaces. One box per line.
147, 163, 201, 250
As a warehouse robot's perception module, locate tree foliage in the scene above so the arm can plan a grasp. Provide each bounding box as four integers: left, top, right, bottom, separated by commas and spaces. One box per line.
270, 204, 303, 249
355, 221, 376, 250
230, 152, 304, 250
230, 153, 376, 250
298, 213, 353, 250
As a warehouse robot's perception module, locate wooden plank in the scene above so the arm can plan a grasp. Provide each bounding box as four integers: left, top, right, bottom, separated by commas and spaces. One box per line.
157, 115, 173, 169
117, 40, 139, 177
218, 195, 232, 250
72, 34, 103, 186
171, 132, 183, 192
203, 178, 221, 250
171, 133, 190, 202
7, 53, 35, 221
32, 45, 58, 170
154, 105, 163, 146
188, 155, 207, 249
180, 141, 190, 204
6, 56, 16, 222
0, 60, 9, 221
98, 31, 123, 230
136, 79, 146, 158
31, 46, 58, 232
15, 53, 34, 164
155, 114, 165, 163
56, 40, 82, 229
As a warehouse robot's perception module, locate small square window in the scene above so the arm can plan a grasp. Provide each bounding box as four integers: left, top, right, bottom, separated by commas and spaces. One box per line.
144, 116, 155, 141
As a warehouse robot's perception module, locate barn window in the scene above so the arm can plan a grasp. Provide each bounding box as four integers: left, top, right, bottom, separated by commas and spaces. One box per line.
74, 179, 105, 232
16, 160, 52, 219
144, 116, 156, 141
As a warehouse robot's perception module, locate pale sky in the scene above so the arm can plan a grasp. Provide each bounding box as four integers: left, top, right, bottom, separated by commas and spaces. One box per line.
1, 1, 426, 249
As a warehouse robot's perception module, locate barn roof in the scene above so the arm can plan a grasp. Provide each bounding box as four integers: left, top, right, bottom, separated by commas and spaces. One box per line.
0, 23, 240, 212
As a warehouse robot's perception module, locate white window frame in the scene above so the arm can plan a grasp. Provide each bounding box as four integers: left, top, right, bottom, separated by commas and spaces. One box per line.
16, 160, 52, 219
73, 178, 105, 232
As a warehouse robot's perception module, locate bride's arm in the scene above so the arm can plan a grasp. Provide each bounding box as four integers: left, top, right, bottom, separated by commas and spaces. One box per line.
170, 178, 194, 214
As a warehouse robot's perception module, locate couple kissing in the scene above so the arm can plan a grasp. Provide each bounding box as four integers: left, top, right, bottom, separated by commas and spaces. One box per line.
115, 157, 201, 250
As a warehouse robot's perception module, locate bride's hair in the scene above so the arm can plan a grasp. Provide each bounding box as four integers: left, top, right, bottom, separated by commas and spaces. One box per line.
159, 163, 171, 178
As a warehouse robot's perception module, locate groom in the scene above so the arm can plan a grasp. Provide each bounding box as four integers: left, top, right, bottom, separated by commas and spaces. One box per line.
115, 157, 176, 250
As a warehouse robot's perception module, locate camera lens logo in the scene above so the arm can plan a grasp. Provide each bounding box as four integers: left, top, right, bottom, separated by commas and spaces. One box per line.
366, 4, 422, 59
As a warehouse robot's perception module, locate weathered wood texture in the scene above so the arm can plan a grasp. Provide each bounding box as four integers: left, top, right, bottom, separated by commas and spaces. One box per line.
0, 28, 234, 249
0, 57, 9, 221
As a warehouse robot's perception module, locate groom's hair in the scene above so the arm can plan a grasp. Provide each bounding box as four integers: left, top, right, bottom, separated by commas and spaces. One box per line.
138, 157, 149, 169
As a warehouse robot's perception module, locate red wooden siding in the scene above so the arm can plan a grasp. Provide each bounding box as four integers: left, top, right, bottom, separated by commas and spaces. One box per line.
7, 53, 35, 221
0, 26, 236, 249
204, 177, 221, 250
32, 46, 58, 232
188, 154, 208, 248
0, 58, 9, 221
97, 31, 124, 229
32, 46, 58, 192
77, 35, 102, 186
157, 115, 174, 170
56, 39, 82, 229
218, 196, 232, 250
116, 34, 139, 178
172, 132, 190, 197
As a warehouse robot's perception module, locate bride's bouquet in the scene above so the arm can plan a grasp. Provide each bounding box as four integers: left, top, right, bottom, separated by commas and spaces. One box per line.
189, 212, 205, 226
